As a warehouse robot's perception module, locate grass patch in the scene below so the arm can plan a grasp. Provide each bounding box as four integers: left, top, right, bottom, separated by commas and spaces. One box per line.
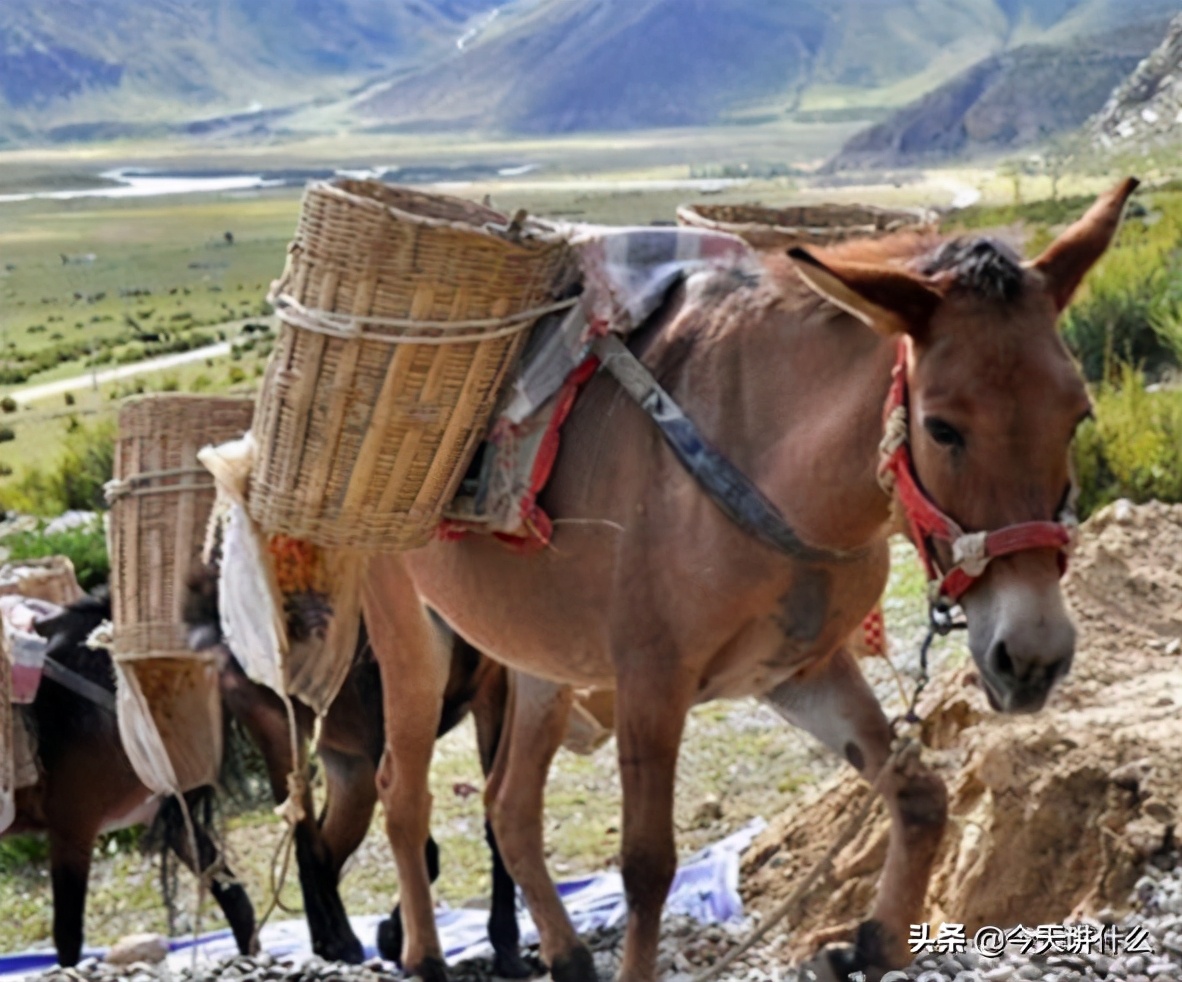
0, 418, 115, 517
1074, 365, 1182, 518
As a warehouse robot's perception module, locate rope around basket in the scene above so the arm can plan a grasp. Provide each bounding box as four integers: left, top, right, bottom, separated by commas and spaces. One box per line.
268, 293, 579, 346
104, 468, 215, 504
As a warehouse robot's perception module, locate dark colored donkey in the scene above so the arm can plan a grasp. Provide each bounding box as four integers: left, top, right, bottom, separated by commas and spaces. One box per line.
20, 590, 256, 966
182, 565, 529, 976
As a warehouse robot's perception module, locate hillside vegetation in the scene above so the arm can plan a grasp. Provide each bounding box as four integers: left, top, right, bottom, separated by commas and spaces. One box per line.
1, 0, 1179, 143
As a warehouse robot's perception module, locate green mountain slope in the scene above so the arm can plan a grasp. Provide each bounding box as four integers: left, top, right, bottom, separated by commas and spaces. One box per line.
0, 0, 499, 140
352, 0, 1181, 134
826, 19, 1169, 169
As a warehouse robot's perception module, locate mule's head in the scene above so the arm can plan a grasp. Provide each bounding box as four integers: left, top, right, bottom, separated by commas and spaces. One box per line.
790, 178, 1139, 713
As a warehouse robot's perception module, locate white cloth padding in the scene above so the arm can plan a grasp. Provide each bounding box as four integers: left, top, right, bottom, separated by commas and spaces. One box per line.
219, 501, 289, 696
199, 435, 363, 716
0, 628, 15, 834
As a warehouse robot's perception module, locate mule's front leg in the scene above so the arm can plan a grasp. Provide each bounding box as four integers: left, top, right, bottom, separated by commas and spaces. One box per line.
616, 670, 694, 982
364, 555, 452, 982
763, 647, 948, 981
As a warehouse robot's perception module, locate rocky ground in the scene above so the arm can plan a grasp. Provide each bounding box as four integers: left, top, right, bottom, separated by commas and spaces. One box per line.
30, 853, 1182, 982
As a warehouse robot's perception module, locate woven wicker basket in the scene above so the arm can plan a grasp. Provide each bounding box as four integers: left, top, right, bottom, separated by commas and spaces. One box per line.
107, 395, 254, 793
676, 202, 935, 249
108, 395, 256, 659
248, 179, 577, 551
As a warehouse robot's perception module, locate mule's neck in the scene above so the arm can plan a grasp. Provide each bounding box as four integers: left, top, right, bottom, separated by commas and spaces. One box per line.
673, 302, 899, 555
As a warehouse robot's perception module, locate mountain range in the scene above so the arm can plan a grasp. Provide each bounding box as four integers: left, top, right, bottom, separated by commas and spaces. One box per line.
1, 0, 1179, 153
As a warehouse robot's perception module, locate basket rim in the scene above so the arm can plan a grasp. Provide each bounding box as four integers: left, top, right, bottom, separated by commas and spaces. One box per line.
307, 179, 565, 252
676, 201, 936, 235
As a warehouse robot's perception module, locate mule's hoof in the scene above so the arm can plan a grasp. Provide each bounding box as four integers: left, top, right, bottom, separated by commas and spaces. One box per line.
314, 933, 365, 966
411, 955, 450, 982
805, 943, 867, 982
376, 917, 403, 964
549, 945, 598, 982
492, 948, 533, 979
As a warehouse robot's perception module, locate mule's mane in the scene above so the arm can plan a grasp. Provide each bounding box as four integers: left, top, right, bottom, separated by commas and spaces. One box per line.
757, 229, 1029, 315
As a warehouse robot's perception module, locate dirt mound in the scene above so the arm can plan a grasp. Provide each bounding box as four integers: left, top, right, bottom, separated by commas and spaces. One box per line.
742, 500, 1182, 959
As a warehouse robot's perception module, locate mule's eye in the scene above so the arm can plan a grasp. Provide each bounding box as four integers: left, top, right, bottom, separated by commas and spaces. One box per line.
924, 418, 964, 449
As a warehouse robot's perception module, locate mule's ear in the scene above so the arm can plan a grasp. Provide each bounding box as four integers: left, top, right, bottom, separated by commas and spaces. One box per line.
1029, 177, 1140, 311
788, 247, 942, 337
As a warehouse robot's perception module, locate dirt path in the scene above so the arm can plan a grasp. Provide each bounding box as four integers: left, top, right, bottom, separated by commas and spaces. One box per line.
7, 339, 236, 405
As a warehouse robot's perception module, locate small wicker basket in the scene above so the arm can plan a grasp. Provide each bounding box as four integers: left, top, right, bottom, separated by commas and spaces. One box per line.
107, 394, 254, 793
247, 179, 577, 551
676, 202, 935, 249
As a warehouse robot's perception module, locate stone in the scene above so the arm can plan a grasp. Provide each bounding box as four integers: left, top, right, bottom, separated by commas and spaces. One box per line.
106, 934, 170, 967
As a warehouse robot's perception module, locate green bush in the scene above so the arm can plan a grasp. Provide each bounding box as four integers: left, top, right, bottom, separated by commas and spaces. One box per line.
0, 397, 15, 413
1073, 365, 1182, 517
1060, 206, 1182, 382
2, 516, 109, 591
0, 419, 115, 515
0, 427, 14, 443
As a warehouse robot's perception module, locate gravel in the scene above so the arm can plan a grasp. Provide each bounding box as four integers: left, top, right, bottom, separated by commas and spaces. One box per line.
29, 856, 1182, 982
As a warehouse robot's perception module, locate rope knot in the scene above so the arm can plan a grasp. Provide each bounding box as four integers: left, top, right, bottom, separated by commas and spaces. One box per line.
951, 530, 990, 577
276, 770, 307, 826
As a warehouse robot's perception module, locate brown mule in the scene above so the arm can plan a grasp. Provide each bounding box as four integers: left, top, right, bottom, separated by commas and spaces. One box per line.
361, 179, 1138, 982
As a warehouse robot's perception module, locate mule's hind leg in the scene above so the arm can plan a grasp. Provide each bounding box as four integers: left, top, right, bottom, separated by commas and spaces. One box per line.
164, 791, 258, 955
486, 672, 592, 982
364, 554, 452, 982
762, 646, 948, 981
376, 836, 441, 964
471, 662, 530, 979
47, 825, 96, 966
222, 671, 363, 963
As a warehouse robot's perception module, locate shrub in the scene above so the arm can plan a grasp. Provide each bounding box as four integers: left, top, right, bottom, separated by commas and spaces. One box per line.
2, 516, 109, 591
227, 365, 246, 384
1073, 365, 1182, 517
1, 397, 16, 413
64, 392, 75, 406
0, 427, 14, 443
0, 419, 115, 515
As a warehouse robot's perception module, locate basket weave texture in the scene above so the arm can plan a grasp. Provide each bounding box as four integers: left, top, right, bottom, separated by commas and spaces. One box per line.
676, 202, 934, 249
108, 395, 255, 660
248, 179, 577, 551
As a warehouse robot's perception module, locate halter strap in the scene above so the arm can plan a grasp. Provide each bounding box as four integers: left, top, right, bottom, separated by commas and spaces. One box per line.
877, 337, 1078, 603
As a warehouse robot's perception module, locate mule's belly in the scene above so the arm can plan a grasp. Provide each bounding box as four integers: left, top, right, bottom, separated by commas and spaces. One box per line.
408, 528, 890, 698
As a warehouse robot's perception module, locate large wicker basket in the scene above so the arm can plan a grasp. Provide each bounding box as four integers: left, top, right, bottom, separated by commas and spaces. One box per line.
248, 179, 577, 551
107, 395, 254, 793
676, 202, 935, 249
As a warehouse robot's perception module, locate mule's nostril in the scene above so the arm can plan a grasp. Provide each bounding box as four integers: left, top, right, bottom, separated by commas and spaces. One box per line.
992, 640, 1015, 680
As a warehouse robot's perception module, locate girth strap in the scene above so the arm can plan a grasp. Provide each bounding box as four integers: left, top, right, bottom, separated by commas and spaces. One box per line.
41, 657, 117, 712
592, 334, 861, 565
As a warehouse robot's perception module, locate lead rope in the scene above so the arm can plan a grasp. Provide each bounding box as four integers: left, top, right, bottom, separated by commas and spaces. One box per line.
251, 693, 311, 947
694, 597, 959, 982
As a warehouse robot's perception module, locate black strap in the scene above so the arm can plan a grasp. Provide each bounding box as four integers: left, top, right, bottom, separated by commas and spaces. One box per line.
41, 656, 117, 713
592, 334, 863, 565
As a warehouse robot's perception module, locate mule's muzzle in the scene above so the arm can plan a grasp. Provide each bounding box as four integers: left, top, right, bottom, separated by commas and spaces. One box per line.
978, 637, 1073, 714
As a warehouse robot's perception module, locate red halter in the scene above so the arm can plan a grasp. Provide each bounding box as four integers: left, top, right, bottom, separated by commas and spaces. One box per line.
877, 338, 1078, 604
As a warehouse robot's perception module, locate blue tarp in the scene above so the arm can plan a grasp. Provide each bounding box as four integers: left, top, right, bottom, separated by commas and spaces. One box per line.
0, 820, 764, 979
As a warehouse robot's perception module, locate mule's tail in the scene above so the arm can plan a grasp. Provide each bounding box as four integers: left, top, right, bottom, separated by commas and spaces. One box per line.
143, 786, 222, 935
